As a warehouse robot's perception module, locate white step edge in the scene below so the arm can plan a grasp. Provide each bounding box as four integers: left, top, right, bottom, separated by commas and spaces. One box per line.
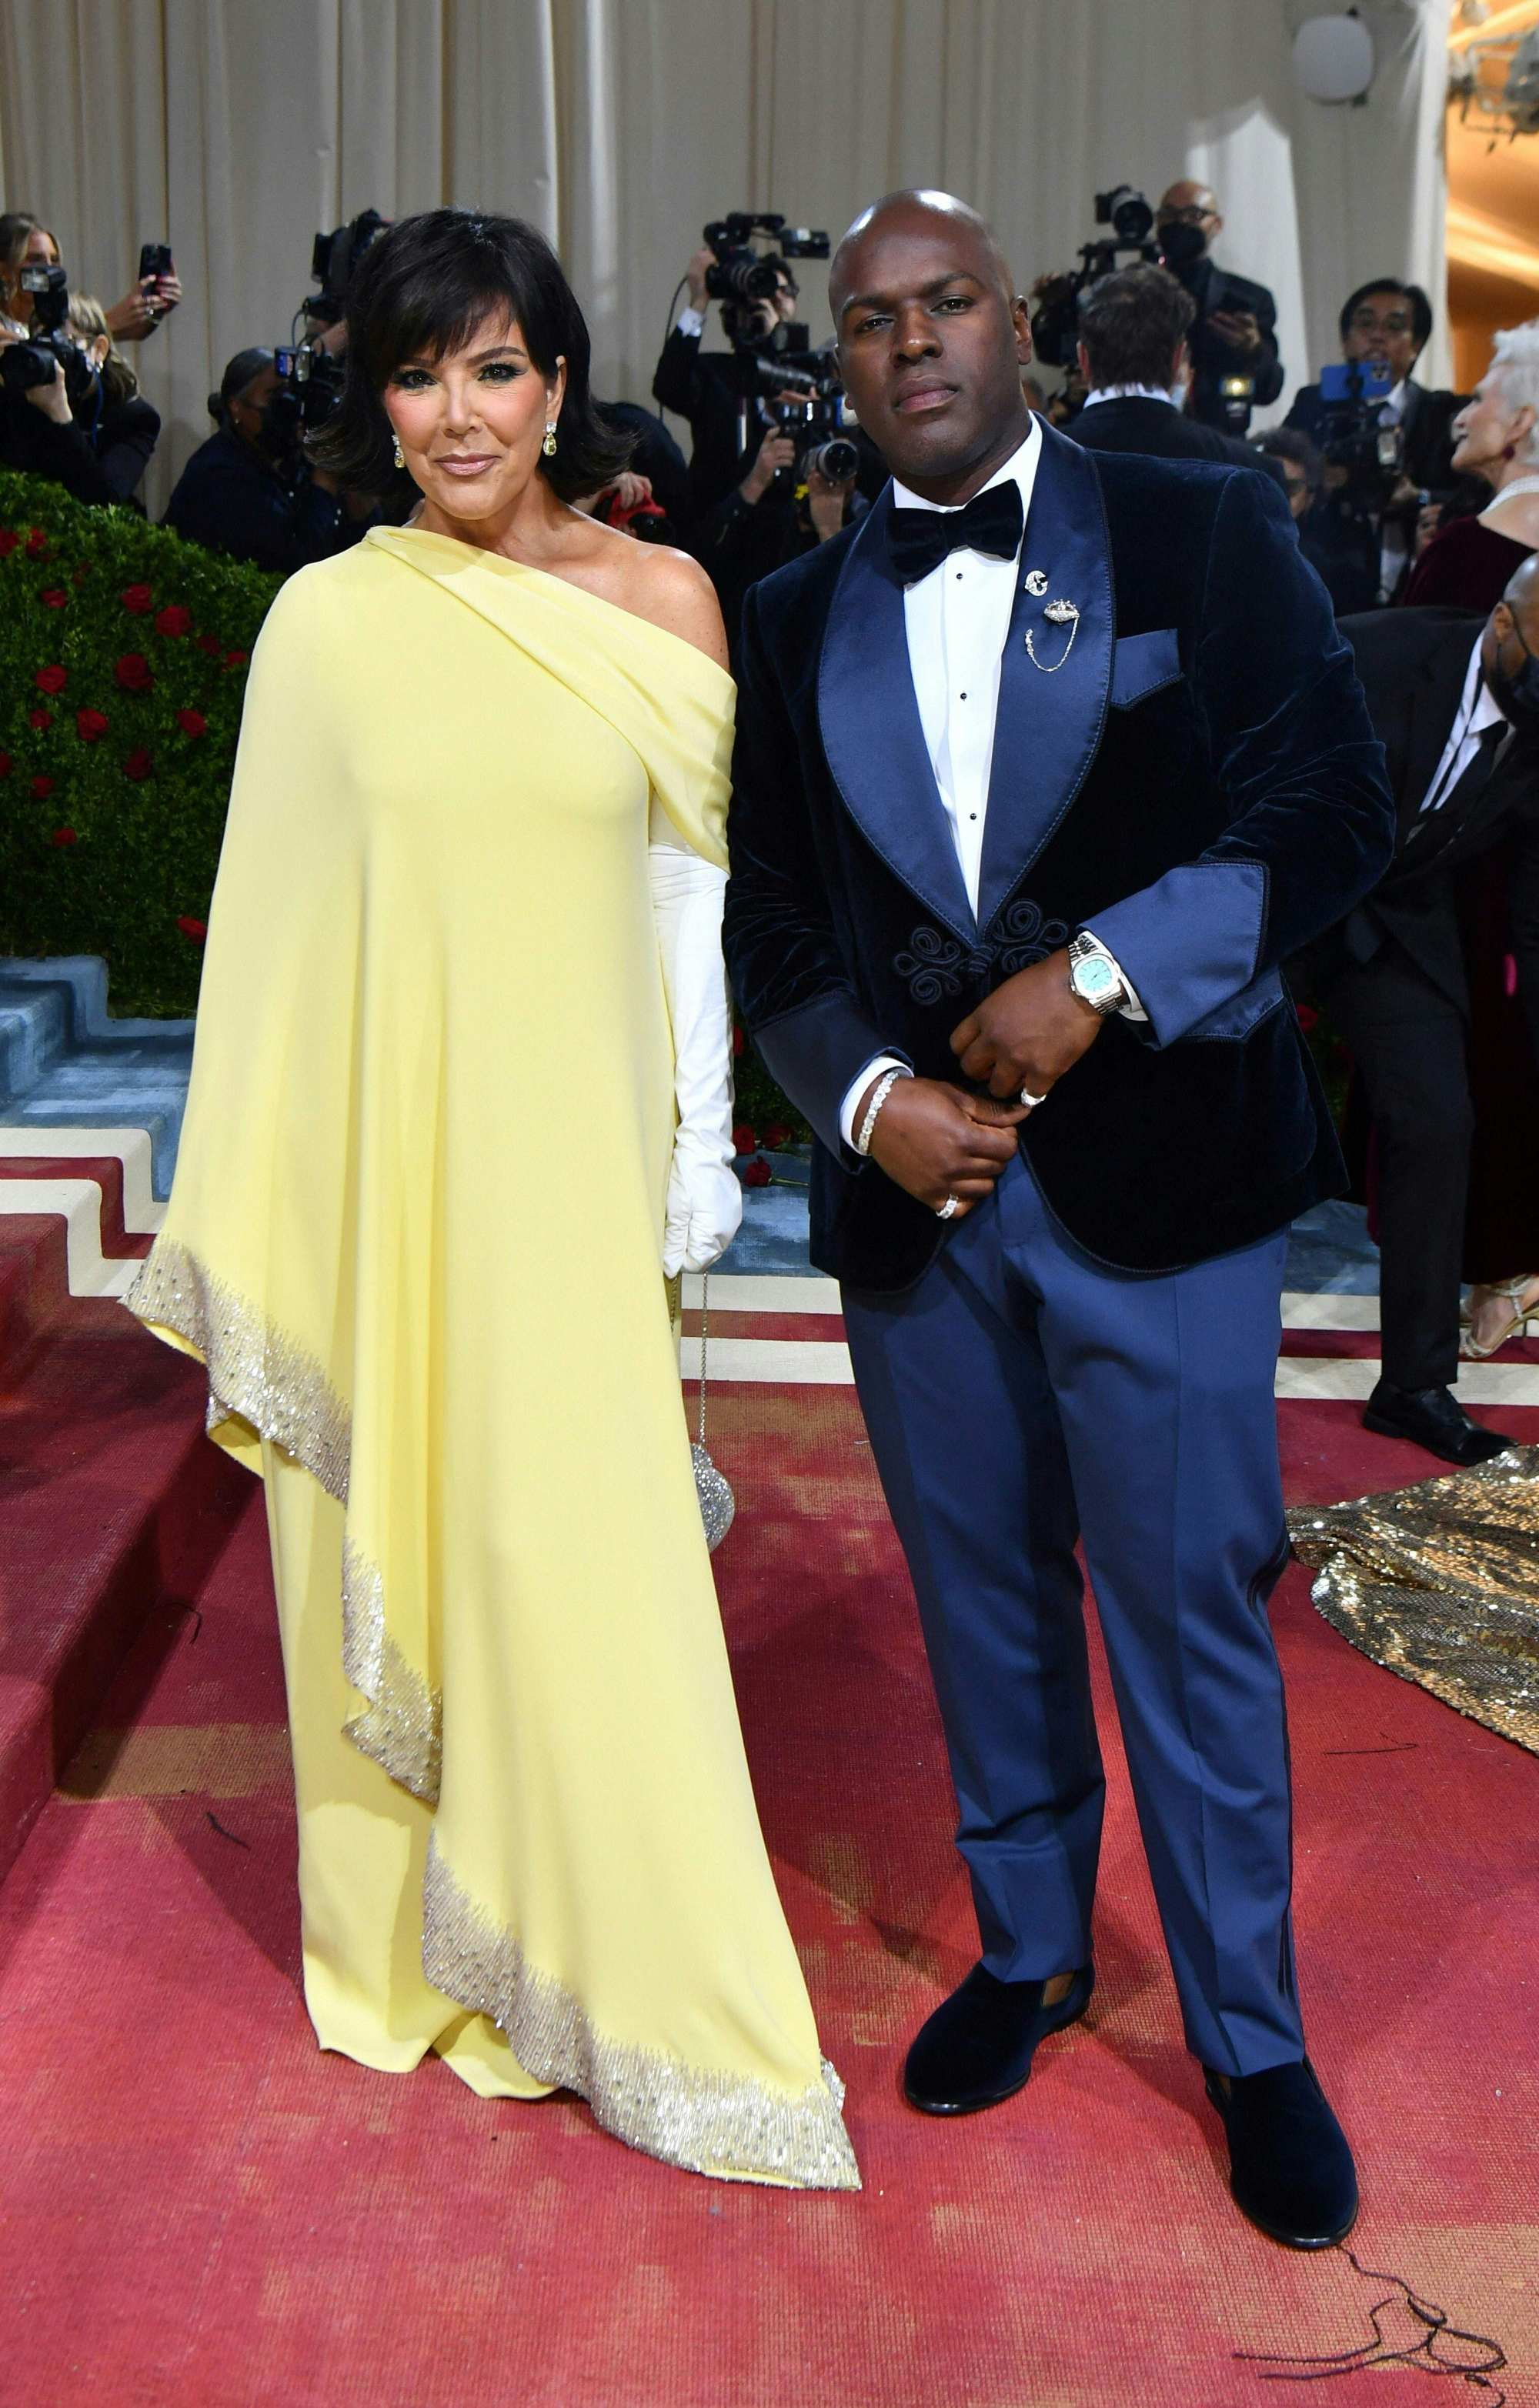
688, 1274, 1380, 1329
0, 1178, 146, 1299
0, 1126, 164, 1232
681, 1332, 1539, 1405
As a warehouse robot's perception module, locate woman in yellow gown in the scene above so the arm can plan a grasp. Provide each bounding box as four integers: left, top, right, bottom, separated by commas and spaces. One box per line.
126, 208, 857, 2190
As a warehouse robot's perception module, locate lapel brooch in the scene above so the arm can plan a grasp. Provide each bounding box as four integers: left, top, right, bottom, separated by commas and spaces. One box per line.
1026, 596, 1081, 673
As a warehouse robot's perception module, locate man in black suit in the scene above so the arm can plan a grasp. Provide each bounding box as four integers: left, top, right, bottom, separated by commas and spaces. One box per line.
1306, 569, 1539, 1462
1066, 262, 1286, 490
725, 187, 1393, 2250
1154, 180, 1283, 431
651, 241, 803, 520
1286, 280, 1470, 609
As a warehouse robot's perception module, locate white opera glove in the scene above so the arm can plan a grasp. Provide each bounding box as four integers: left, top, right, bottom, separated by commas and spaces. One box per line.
649, 803, 743, 1277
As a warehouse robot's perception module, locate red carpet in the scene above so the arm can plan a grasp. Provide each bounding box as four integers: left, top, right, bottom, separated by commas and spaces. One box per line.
0, 1362, 1534, 2406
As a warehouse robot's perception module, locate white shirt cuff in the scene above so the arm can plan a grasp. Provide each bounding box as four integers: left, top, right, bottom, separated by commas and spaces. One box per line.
840, 1056, 910, 1151
676, 305, 706, 339
1079, 929, 1149, 1022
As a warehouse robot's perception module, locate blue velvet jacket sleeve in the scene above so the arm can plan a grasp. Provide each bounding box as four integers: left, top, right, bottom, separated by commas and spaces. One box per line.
1087, 469, 1394, 1045
723, 582, 903, 1162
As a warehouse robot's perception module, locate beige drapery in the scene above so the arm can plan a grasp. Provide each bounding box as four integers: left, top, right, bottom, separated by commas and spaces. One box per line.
1, 1, 1451, 514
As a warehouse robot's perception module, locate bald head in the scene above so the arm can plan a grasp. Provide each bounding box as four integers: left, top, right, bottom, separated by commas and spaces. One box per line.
1158, 179, 1220, 219
1504, 553, 1539, 642
828, 186, 1032, 501
830, 189, 1015, 321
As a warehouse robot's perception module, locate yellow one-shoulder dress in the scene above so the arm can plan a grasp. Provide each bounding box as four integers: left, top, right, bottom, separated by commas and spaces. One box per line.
126, 526, 858, 2190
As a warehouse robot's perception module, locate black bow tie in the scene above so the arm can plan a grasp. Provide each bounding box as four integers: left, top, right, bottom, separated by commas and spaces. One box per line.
887, 480, 1024, 585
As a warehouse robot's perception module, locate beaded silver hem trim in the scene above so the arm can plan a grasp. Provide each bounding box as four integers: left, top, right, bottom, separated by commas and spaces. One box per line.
125, 1238, 444, 1802
422, 1833, 860, 2191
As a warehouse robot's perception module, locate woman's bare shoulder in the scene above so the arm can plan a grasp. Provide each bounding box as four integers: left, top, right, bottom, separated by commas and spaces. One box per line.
613, 539, 729, 670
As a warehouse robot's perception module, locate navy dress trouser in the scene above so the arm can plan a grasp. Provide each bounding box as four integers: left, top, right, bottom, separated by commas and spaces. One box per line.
840, 1153, 1304, 2076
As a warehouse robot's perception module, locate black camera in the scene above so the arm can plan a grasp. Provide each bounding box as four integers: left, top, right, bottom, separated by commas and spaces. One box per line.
304, 208, 389, 329
268, 341, 346, 459
703, 212, 829, 349
757, 350, 860, 485
1030, 184, 1163, 369
1, 263, 98, 413
1314, 360, 1404, 517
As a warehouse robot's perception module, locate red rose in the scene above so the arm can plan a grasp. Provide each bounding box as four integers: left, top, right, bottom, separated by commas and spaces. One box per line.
31, 775, 55, 799
0, 530, 18, 557
155, 604, 193, 637
75, 708, 110, 743
50, 826, 78, 848
195, 633, 222, 655
224, 648, 249, 667
175, 708, 207, 739
25, 528, 48, 558
120, 582, 153, 614
41, 588, 67, 610
176, 916, 207, 943
731, 1022, 746, 1057
1295, 1002, 1319, 1034
122, 748, 153, 781
35, 663, 66, 694
28, 709, 52, 730
763, 1122, 791, 1151
739, 1156, 773, 1189
115, 653, 154, 692
732, 1122, 757, 1158
0, 753, 12, 777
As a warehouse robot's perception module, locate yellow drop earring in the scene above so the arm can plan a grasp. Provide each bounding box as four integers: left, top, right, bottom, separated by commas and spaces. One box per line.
392, 435, 406, 469
542, 421, 559, 458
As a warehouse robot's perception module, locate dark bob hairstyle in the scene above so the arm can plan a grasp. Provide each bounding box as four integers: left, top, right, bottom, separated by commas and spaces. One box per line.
1337, 277, 1433, 357
309, 208, 631, 501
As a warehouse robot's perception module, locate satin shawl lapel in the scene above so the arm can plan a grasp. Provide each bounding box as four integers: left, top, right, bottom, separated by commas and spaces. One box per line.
1400, 627, 1479, 838
816, 487, 976, 943
975, 422, 1114, 934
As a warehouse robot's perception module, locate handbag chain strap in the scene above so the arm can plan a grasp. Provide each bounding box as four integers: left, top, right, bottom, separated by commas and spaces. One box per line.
696, 1272, 710, 1447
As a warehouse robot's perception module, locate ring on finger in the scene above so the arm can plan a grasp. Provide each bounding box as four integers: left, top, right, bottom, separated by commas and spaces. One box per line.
936, 1195, 960, 1220
1020, 1085, 1048, 1109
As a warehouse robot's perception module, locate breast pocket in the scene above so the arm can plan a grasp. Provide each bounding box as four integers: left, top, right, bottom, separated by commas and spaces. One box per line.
1110, 628, 1182, 710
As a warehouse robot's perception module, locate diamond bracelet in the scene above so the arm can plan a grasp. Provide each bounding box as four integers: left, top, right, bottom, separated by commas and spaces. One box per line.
856, 1067, 910, 1157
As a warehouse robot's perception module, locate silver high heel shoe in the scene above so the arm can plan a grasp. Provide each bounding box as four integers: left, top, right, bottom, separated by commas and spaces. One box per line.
1460, 1274, 1539, 1359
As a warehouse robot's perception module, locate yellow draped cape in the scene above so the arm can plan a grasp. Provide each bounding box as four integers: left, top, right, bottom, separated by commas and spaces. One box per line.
126, 527, 858, 2190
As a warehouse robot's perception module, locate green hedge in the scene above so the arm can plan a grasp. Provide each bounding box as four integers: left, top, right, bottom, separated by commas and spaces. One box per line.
0, 469, 280, 1016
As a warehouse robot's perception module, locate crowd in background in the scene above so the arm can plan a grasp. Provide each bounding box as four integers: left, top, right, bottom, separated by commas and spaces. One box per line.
5, 182, 1538, 1440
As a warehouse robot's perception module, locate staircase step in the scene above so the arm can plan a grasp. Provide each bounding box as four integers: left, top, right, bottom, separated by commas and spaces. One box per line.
0, 1305, 248, 1883
0, 961, 195, 1197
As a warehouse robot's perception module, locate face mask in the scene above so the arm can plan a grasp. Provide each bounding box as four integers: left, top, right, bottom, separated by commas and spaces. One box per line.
1160, 222, 1207, 272
1488, 622, 1539, 737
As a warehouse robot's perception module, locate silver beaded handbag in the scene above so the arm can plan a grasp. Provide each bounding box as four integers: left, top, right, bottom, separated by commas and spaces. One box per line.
692, 1274, 736, 1552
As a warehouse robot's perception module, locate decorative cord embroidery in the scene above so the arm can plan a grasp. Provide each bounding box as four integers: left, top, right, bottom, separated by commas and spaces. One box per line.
893, 899, 1071, 1003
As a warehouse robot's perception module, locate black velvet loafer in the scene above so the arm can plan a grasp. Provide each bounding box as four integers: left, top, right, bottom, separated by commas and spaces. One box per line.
1362, 1379, 1514, 1468
903, 1962, 1094, 2116
1204, 2058, 1358, 2249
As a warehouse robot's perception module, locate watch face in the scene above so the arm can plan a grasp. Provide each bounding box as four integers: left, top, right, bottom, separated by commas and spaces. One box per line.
1075, 955, 1120, 1001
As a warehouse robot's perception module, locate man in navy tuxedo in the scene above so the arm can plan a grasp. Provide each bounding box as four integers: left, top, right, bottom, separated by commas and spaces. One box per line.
723, 192, 1395, 2249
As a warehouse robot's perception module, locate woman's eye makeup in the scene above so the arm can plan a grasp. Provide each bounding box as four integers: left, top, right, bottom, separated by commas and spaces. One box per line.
389, 360, 524, 389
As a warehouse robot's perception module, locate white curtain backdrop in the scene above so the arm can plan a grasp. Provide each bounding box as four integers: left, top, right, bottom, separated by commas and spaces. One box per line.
1, 0, 1452, 514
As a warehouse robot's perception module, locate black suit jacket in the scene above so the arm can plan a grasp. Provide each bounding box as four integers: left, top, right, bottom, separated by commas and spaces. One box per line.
723, 425, 1394, 1289
1177, 261, 1284, 429
651, 327, 766, 518
1318, 609, 1539, 1043
1068, 393, 1287, 489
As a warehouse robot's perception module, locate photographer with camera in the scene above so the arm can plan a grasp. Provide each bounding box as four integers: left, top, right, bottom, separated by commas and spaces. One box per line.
1284, 280, 1467, 611
163, 349, 359, 572
1, 222, 162, 507
653, 215, 829, 522
1153, 181, 1282, 432
693, 405, 864, 663
1067, 263, 1285, 488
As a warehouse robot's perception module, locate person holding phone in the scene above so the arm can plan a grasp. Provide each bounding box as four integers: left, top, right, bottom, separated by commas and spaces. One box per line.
105, 242, 182, 344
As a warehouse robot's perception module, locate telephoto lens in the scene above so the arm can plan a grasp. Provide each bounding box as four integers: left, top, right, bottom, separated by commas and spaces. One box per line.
805, 435, 859, 483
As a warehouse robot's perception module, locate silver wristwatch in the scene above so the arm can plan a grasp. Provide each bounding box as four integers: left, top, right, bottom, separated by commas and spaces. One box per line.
1067, 930, 1130, 1017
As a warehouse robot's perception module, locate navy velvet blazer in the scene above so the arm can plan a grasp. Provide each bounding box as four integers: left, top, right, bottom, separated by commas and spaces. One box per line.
723, 421, 1395, 1290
